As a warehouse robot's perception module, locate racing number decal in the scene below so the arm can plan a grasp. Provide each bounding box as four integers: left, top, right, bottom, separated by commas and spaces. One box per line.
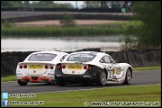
108, 69, 113, 79
106, 67, 113, 79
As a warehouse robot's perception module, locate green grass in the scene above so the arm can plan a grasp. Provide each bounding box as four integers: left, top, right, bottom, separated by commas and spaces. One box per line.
133, 66, 161, 71
1, 75, 16, 82
1, 26, 124, 37
1, 66, 161, 82
8, 84, 161, 107
3, 20, 144, 37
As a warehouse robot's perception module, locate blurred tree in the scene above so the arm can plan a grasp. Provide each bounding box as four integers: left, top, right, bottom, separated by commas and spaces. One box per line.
1, 1, 25, 8
52, 3, 73, 8
23, 1, 30, 8
1, 1, 14, 8
1, 1, 73, 8
14, 1, 23, 7
36, 1, 54, 8
60, 13, 76, 27
83, 1, 124, 8
83, 1, 102, 8
123, 1, 161, 49
100, 1, 107, 8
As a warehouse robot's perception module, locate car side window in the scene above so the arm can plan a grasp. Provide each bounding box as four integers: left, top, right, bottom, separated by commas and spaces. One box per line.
60, 55, 67, 61
109, 56, 116, 64
100, 58, 105, 63
100, 56, 111, 63
104, 56, 111, 63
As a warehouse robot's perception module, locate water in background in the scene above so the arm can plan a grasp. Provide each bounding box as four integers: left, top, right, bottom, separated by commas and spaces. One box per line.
1, 36, 124, 52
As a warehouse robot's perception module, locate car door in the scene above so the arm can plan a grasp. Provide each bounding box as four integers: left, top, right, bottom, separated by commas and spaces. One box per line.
100, 55, 116, 80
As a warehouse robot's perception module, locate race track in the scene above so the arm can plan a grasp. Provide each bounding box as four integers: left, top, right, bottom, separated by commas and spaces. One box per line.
1, 70, 161, 93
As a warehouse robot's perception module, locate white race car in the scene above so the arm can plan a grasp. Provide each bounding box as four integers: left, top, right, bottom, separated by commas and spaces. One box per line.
55, 51, 133, 86
16, 51, 68, 86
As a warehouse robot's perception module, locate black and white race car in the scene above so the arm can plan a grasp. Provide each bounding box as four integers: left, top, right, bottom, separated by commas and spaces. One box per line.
55, 51, 133, 86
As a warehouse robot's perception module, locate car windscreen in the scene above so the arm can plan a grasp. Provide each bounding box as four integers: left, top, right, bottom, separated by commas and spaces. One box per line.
28, 53, 57, 61
66, 53, 96, 62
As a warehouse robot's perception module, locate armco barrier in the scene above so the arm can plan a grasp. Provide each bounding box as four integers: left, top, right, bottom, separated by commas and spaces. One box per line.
1, 49, 161, 77
1, 8, 123, 12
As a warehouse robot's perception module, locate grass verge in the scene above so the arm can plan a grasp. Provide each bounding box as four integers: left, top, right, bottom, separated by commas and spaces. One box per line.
1, 66, 161, 82
8, 84, 161, 107
1, 26, 123, 37
133, 66, 161, 71
1, 75, 17, 82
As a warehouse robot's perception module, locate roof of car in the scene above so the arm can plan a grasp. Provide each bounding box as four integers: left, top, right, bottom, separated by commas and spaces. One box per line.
63, 51, 111, 63
31, 51, 68, 55
69, 51, 109, 56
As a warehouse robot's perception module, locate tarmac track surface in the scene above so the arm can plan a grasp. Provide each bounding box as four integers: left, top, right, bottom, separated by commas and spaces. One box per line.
1, 70, 161, 93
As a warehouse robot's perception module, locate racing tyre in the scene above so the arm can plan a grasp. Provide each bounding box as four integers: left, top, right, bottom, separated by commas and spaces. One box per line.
50, 80, 56, 85
17, 80, 28, 86
56, 79, 66, 86
96, 71, 107, 86
122, 68, 132, 85
46, 80, 56, 85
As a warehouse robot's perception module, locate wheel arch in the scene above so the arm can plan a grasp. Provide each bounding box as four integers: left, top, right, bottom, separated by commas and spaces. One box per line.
127, 67, 133, 78
103, 68, 108, 80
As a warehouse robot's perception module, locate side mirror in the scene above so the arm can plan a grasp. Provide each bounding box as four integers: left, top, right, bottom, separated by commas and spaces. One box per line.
115, 59, 120, 63
111, 60, 116, 64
